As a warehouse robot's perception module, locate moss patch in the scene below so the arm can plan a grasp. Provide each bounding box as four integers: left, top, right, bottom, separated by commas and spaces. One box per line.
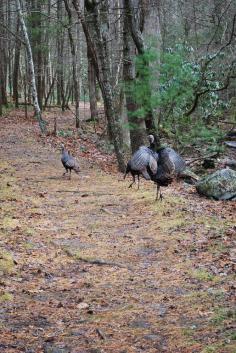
2, 216, 19, 230
0, 249, 14, 275
0, 291, 13, 302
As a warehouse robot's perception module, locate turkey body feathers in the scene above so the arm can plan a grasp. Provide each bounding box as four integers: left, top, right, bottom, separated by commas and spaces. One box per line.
150, 147, 186, 199
124, 146, 158, 188
153, 147, 186, 184
130, 146, 158, 179
61, 145, 80, 176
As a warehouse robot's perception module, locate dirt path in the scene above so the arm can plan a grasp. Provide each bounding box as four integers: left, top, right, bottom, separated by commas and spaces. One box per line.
0, 114, 235, 353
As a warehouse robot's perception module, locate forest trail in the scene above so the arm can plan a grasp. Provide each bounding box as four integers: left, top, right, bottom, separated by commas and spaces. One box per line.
0, 113, 235, 353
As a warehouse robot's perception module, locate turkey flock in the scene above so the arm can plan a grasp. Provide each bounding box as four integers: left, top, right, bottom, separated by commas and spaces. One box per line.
60, 135, 186, 200
124, 135, 186, 200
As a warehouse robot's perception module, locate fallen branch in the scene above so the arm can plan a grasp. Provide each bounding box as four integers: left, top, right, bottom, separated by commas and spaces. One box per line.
64, 248, 131, 270
100, 207, 114, 215
77, 257, 130, 269
96, 328, 106, 340
56, 190, 80, 193
186, 152, 218, 166
27, 161, 42, 164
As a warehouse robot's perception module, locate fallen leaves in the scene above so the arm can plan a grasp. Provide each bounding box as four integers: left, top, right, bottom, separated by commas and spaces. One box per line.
0, 110, 235, 353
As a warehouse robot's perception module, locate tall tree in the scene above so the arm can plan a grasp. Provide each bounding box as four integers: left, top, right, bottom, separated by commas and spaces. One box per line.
56, 0, 65, 109
13, 16, 21, 108
15, 0, 46, 134
87, 46, 98, 123
123, 0, 147, 152
63, 0, 80, 128
72, 0, 126, 171
29, 0, 44, 109
124, 0, 158, 134
0, 1, 8, 106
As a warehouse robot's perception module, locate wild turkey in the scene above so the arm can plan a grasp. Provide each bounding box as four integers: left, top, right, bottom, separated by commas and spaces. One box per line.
147, 146, 186, 200
148, 134, 160, 151
124, 144, 159, 189
60, 144, 80, 178
124, 135, 186, 200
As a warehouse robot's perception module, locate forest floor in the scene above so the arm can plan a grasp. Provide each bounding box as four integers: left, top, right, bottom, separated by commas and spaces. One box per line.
0, 109, 235, 353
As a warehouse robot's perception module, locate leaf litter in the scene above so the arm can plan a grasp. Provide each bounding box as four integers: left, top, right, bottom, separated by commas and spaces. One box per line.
0, 109, 235, 353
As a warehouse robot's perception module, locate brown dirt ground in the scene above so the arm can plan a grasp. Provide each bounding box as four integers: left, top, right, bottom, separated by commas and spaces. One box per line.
0, 110, 235, 353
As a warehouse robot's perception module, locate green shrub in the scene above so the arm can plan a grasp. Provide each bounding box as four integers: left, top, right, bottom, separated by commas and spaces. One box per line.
126, 43, 231, 147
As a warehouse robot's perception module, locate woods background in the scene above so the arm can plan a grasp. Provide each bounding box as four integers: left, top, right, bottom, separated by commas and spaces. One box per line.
0, 2, 236, 352
0, 0, 235, 170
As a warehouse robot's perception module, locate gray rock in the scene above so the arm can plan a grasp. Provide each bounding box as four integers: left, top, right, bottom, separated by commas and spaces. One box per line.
196, 168, 236, 200
224, 141, 236, 148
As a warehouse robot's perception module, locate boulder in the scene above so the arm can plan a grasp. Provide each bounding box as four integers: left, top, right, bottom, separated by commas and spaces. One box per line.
196, 168, 236, 200
224, 141, 236, 148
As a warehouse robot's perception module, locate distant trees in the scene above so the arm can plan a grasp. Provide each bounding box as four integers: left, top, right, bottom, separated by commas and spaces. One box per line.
0, 0, 235, 167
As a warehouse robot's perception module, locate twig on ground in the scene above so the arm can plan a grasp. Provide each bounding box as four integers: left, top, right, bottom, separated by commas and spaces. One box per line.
186, 152, 218, 166
96, 328, 106, 340
64, 248, 131, 270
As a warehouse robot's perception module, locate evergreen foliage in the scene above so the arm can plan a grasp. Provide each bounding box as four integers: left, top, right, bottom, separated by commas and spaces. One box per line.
126, 43, 234, 146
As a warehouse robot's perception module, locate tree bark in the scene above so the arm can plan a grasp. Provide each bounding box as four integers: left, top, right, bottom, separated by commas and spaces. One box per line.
63, 0, 80, 128
44, 75, 56, 108
56, 0, 65, 109
0, 48, 6, 110
87, 46, 98, 122
125, 0, 158, 134
72, 0, 126, 171
0, 2, 7, 106
16, 0, 46, 134
13, 16, 21, 108
142, 0, 161, 132
30, 0, 44, 110
123, 1, 147, 152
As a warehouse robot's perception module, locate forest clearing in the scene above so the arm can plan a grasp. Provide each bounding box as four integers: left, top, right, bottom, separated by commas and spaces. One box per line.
0, 0, 236, 352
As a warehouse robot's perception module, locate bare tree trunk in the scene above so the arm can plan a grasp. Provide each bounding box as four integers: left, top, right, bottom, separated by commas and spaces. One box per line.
7, 0, 13, 99
0, 99, 2, 116
63, 0, 80, 128
125, 0, 158, 134
56, 0, 65, 110
87, 46, 98, 122
0, 1, 7, 106
15, 0, 46, 134
0, 14, 2, 115
23, 65, 28, 119
64, 80, 72, 109
13, 16, 21, 108
142, 0, 161, 132
30, 0, 44, 110
72, 0, 126, 171
123, 0, 147, 152
0, 49, 6, 110
44, 75, 56, 108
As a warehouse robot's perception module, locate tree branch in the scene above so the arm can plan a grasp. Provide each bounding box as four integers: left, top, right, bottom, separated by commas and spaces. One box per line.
0, 22, 26, 45
185, 70, 235, 117
124, 0, 145, 54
